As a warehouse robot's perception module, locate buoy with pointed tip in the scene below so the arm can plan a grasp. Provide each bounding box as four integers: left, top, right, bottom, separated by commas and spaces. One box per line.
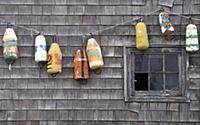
74, 49, 89, 80
35, 34, 47, 66
3, 28, 18, 70
159, 11, 174, 37
86, 38, 104, 70
47, 43, 62, 76
135, 21, 149, 50
186, 24, 199, 52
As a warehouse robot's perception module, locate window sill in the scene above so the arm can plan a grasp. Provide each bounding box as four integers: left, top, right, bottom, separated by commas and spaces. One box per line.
125, 96, 190, 103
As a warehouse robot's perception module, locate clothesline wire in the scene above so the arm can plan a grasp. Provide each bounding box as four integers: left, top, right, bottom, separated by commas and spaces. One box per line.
0, 19, 40, 35
0, 7, 199, 37
83, 8, 161, 36
169, 12, 200, 21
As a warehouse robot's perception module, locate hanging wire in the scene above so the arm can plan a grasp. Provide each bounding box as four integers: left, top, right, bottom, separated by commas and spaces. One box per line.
165, 11, 200, 21
0, 19, 40, 35
83, 8, 161, 36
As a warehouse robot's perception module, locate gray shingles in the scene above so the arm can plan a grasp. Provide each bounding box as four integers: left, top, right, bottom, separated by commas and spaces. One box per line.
7, 111, 26, 120
87, 0, 99, 4
68, 6, 85, 15
0, 111, 8, 120
190, 101, 200, 111
179, 103, 189, 121
18, 6, 32, 14
0, 0, 199, 124
32, 6, 43, 15
52, 6, 67, 15
16, 16, 31, 25
42, 6, 53, 15
85, 6, 105, 15
158, 0, 175, 7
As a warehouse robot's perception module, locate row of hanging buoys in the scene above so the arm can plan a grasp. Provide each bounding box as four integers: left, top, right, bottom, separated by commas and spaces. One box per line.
35, 34, 104, 79
73, 49, 89, 80
186, 23, 199, 52
159, 11, 174, 38
135, 21, 149, 50
3, 27, 18, 70
135, 9, 199, 52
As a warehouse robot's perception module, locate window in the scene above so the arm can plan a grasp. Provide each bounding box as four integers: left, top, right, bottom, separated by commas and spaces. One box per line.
124, 47, 188, 102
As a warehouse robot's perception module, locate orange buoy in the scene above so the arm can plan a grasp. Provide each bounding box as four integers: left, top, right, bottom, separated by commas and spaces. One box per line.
74, 49, 89, 80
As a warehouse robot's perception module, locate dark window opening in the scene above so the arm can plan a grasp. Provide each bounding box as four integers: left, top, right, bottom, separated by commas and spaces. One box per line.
135, 73, 148, 91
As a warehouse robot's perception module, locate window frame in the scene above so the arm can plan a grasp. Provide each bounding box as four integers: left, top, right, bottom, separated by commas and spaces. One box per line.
124, 46, 189, 102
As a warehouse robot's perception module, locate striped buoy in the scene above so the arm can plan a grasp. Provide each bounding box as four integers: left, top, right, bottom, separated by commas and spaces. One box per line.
3, 28, 18, 70
186, 24, 199, 52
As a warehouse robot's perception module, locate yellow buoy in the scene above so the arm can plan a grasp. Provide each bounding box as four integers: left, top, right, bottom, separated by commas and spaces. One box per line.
47, 43, 62, 76
135, 22, 149, 50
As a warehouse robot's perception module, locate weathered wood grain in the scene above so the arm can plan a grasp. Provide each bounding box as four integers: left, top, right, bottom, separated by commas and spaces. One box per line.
0, 0, 199, 124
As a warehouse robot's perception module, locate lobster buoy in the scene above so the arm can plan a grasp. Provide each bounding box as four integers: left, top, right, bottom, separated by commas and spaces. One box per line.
2, 28, 18, 70
186, 24, 199, 52
74, 49, 89, 80
159, 11, 174, 37
86, 38, 104, 70
35, 34, 47, 66
47, 43, 62, 76
135, 22, 149, 50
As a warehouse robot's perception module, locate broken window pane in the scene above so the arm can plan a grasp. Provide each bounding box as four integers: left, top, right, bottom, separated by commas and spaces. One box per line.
135, 73, 148, 91
165, 74, 179, 90
150, 73, 163, 91
135, 54, 148, 72
165, 54, 178, 72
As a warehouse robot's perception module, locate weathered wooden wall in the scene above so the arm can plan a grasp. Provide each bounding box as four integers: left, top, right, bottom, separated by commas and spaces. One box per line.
0, 0, 199, 125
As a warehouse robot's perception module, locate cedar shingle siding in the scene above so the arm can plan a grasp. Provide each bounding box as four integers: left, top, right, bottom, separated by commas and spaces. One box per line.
0, 0, 199, 124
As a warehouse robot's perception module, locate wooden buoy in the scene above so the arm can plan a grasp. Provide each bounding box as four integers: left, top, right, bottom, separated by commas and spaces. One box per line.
159, 12, 174, 37
3, 28, 18, 70
186, 24, 199, 52
135, 22, 149, 50
86, 38, 104, 70
74, 49, 89, 80
47, 43, 62, 76
35, 34, 47, 66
